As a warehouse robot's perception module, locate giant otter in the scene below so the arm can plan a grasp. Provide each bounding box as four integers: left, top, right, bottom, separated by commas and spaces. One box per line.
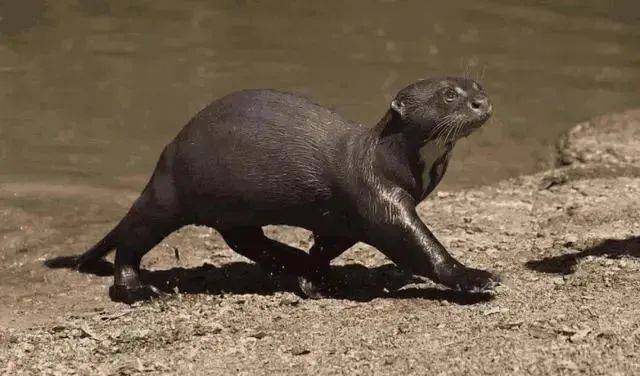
55, 76, 499, 303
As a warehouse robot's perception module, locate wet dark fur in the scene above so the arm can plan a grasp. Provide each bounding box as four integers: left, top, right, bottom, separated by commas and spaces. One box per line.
47, 76, 498, 303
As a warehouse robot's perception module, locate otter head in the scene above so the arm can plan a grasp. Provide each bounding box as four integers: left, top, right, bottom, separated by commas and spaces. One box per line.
389, 77, 492, 144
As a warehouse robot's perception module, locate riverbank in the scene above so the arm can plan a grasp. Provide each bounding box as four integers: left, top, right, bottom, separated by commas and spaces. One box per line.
1, 109, 640, 375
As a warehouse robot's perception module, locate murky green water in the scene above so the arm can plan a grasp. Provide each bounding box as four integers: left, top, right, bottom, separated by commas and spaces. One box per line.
1, 0, 639, 191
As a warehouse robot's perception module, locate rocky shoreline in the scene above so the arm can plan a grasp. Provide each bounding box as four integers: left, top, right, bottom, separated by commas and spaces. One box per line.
1, 109, 640, 375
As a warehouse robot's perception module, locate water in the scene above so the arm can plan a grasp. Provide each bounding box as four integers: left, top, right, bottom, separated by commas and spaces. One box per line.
1, 0, 639, 191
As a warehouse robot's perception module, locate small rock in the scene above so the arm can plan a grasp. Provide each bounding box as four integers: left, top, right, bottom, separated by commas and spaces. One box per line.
279, 294, 301, 307
529, 326, 554, 339
597, 330, 616, 339
51, 325, 66, 333
494, 284, 510, 294
248, 331, 267, 339
498, 321, 523, 330
395, 323, 410, 334
570, 328, 592, 343
563, 234, 578, 246
290, 346, 310, 356
482, 307, 508, 316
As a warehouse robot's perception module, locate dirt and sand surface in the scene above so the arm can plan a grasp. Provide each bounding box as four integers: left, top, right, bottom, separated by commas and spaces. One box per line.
1, 109, 640, 375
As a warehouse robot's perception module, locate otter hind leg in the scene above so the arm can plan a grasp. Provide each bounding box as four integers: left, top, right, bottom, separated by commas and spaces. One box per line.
298, 235, 356, 299
109, 246, 165, 304
108, 191, 182, 304
109, 221, 179, 304
219, 227, 313, 276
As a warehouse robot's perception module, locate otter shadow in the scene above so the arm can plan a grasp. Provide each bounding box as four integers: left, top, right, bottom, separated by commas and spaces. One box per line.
525, 236, 640, 275
45, 256, 494, 305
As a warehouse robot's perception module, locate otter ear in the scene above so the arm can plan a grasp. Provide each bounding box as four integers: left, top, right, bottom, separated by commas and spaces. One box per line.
391, 99, 405, 117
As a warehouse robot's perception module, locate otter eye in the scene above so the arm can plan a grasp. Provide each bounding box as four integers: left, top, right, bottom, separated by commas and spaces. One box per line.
443, 89, 458, 103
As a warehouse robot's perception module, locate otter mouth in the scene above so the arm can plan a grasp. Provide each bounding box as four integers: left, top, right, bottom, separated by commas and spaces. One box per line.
468, 113, 491, 130
460, 116, 490, 138
430, 113, 490, 144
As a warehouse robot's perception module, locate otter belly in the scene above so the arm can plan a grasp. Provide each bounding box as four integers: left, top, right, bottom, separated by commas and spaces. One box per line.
418, 141, 453, 199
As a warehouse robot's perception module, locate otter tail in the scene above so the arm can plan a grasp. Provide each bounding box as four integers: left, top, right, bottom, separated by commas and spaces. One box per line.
77, 225, 119, 266
44, 224, 120, 274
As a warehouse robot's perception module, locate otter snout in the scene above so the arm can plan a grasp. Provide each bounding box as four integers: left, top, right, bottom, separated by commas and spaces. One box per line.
468, 95, 492, 116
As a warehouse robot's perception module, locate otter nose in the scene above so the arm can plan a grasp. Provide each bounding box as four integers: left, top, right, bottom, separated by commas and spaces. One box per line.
469, 96, 491, 114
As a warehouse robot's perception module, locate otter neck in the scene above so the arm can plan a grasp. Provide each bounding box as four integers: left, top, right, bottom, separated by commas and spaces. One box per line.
373, 109, 435, 151
373, 109, 402, 138
372, 110, 454, 200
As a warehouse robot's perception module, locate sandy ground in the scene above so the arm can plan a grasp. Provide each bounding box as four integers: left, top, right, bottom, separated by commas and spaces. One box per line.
1, 109, 640, 375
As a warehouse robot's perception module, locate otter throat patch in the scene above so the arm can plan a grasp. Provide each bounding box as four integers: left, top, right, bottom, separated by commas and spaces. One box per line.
419, 140, 453, 198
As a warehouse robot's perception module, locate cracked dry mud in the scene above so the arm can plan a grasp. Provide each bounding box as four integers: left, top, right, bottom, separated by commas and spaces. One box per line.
1, 109, 640, 375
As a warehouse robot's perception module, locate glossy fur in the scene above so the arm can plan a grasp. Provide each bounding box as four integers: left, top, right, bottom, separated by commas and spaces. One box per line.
71, 76, 498, 303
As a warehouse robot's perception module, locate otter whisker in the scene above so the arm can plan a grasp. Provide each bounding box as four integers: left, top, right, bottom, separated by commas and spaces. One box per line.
479, 65, 486, 83
440, 116, 460, 146
436, 119, 457, 146
459, 58, 468, 79
440, 129, 451, 145
446, 115, 463, 140
451, 118, 466, 143
472, 63, 486, 84
432, 115, 454, 135
430, 115, 454, 139
448, 121, 463, 143
452, 119, 466, 141
448, 123, 460, 143
433, 116, 456, 145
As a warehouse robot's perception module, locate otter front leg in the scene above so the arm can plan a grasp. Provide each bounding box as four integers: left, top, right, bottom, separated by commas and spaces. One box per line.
362, 190, 500, 293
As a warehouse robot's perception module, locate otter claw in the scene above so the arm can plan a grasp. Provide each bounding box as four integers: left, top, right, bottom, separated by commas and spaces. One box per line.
298, 276, 328, 299
458, 279, 501, 294
109, 284, 166, 304
448, 267, 501, 294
